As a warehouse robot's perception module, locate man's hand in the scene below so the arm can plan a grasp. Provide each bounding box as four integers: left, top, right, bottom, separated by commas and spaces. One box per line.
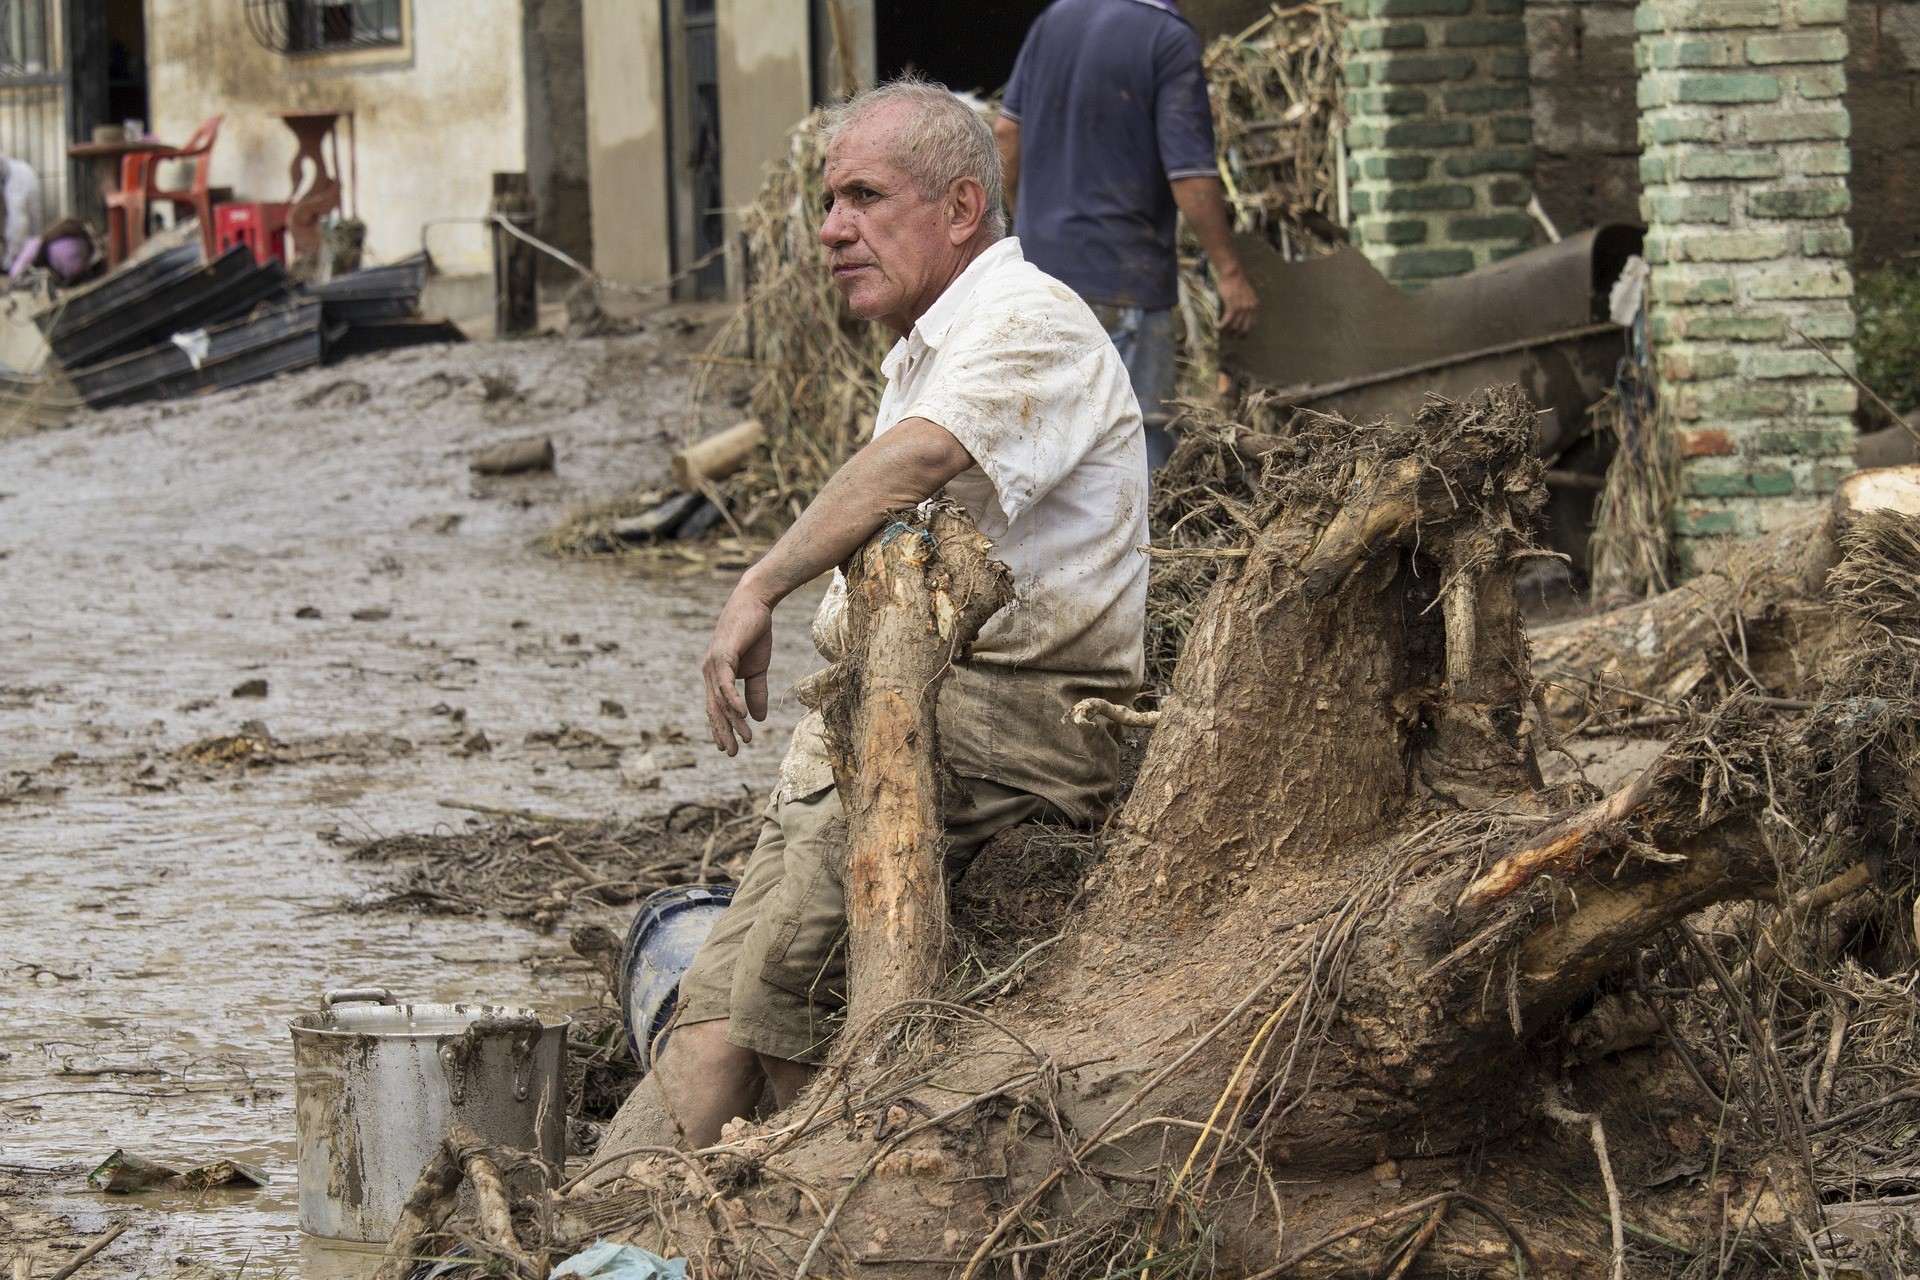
1215, 263, 1259, 337
1170, 176, 1261, 339
692, 418, 976, 756
702, 583, 775, 755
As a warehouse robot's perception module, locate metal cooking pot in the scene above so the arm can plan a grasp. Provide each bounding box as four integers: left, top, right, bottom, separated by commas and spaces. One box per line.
289, 988, 568, 1242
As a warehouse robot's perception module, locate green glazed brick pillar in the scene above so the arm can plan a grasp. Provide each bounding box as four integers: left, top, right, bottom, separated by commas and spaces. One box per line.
1343, 0, 1537, 286
1637, 0, 1858, 568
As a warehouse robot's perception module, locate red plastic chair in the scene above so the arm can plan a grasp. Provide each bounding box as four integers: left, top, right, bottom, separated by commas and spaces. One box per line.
105, 115, 225, 264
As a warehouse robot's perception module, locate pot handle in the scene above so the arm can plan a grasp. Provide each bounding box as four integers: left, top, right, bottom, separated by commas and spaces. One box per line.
322, 987, 395, 1009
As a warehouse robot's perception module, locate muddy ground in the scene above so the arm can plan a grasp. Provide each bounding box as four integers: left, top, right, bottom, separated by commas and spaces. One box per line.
0, 308, 1666, 1279
0, 311, 826, 1278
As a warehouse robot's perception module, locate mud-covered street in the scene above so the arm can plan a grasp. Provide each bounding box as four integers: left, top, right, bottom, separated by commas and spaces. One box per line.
0, 316, 823, 1276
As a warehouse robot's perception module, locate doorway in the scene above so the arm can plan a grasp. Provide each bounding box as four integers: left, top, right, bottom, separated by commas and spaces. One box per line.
662, 0, 726, 299
103, 0, 148, 133
872, 0, 1048, 95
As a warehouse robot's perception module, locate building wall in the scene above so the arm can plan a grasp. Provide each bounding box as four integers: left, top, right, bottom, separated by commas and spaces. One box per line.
579, 0, 671, 293
1845, 0, 1920, 264
523, 0, 593, 284
1527, 0, 1643, 234
1638, 0, 1858, 563
717, 0, 811, 295
1343, 0, 1540, 287
144, 0, 530, 273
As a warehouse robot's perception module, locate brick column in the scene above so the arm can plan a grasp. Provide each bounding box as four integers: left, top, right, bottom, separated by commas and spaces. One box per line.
1344, 0, 1536, 287
1636, 0, 1857, 567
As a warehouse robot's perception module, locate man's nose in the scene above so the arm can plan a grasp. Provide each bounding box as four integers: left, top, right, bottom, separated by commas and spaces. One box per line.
819, 202, 854, 247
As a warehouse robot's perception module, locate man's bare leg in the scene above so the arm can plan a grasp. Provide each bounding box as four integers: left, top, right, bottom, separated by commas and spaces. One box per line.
583, 1019, 762, 1188
757, 1053, 815, 1109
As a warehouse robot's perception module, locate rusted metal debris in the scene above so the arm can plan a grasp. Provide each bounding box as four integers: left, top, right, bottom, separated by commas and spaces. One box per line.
1223, 226, 1644, 464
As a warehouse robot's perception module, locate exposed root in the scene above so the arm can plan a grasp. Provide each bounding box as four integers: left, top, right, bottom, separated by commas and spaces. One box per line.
1542, 1081, 1626, 1280
1067, 697, 1161, 729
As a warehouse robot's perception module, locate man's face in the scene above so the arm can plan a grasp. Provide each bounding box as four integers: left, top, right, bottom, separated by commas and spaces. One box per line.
819, 107, 966, 335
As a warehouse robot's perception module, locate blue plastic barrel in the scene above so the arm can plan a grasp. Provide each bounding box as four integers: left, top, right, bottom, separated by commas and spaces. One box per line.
617, 884, 735, 1070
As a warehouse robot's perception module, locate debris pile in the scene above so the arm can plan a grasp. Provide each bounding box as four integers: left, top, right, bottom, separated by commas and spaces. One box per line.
347, 794, 762, 925
527, 422, 1920, 1278
1206, 1, 1349, 248
36, 245, 463, 409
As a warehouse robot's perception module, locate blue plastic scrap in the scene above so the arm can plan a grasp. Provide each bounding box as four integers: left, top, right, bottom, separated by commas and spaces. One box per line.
549, 1242, 689, 1280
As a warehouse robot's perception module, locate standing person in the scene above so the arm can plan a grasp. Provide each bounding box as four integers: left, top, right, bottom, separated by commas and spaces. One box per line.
591, 77, 1147, 1166
995, 0, 1259, 468
0, 156, 41, 274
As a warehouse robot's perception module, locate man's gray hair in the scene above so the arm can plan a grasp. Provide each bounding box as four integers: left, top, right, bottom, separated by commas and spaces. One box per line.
822, 76, 1008, 239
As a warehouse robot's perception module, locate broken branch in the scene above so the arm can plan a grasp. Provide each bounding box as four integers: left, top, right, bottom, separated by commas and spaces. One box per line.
46, 1224, 128, 1280
802, 502, 1012, 1024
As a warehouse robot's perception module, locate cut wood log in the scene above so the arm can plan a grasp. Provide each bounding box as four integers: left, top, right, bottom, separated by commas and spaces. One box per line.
610, 492, 701, 542
471, 436, 555, 475
579, 390, 1870, 1276
671, 419, 763, 492
799, 501, 1011, 1024
1532, 465, 1920, 729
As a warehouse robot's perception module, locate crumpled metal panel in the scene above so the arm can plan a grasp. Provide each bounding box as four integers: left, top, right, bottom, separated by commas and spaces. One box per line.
1224, 226, 1643, 393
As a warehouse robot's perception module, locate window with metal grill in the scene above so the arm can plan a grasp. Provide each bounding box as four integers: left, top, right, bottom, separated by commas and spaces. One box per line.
246, 0, 404, 55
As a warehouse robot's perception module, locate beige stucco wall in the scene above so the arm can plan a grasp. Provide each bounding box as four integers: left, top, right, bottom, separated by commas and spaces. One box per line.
144, 0, 528, 273
716, 0, 811, 294
580, 0, 671, 293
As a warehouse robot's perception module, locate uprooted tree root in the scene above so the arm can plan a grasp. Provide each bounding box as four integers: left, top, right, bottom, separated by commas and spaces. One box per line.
401, 402, 1920, 1278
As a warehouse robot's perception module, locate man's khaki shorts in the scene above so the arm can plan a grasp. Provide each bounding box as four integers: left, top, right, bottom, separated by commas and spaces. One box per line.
675, 779, 1060, 1064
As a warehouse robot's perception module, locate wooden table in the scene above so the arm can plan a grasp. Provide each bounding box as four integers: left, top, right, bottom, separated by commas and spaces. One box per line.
67, 139, 170, 204
267, 109, 355, 263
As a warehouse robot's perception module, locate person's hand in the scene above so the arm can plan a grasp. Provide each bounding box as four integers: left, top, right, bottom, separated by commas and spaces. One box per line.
702, 583, 775, 755
1216, 266, 1259, 338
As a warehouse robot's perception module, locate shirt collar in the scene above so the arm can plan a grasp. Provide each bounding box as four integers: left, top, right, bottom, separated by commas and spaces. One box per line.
1122, 0, 1183, 15
884, 238, 1025, 379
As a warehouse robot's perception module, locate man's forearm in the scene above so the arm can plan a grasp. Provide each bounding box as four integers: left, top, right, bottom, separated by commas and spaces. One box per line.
993, 117, 1021, 221
737, 418, 974, 607
1170, 176, 1244, 279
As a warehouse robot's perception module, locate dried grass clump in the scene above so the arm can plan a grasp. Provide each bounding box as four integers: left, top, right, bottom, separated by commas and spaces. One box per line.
1206, 1, 1349, 247
702, 112, 893, 538
1590, 371, 1678, 599
348, 795, 762, 923
1176, 3, 1350, 404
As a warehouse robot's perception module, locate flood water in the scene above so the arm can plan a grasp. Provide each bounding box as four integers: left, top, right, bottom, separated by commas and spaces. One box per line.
0, 325, 820, 1275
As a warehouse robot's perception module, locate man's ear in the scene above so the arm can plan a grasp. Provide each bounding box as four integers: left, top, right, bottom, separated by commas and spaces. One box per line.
947, 177, 988, 245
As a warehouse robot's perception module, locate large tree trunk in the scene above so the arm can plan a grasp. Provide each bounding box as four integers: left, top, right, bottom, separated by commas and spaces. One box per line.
568, 392, 1874, 1277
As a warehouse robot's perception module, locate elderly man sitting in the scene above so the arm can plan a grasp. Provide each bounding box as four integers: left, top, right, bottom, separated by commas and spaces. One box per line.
600, 77, 1147, 1157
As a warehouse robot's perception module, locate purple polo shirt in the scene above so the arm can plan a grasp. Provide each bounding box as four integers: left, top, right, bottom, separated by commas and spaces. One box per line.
1001, 0, 1218, 311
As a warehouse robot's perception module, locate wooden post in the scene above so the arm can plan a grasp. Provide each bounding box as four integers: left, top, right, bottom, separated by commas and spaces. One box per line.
491, 172, 538, 338
800, 503, 1012, 1024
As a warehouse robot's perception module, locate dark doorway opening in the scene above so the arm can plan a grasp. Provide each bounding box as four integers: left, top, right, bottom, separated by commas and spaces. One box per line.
873, 0, 1048, 96
104, 0, 149, 130
662, 0, 726, 299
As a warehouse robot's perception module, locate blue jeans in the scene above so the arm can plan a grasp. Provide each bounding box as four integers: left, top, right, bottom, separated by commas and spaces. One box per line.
1091, 304, 1179, 470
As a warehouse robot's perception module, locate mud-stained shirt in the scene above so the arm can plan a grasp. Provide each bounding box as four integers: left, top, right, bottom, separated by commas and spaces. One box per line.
776, 237, 1149, 823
